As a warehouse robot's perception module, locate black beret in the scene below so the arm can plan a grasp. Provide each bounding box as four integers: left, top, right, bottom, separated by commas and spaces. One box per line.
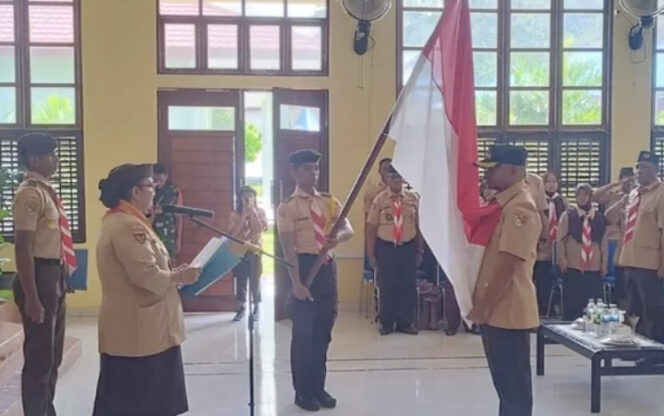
619, 167, 634, 178
98, 164, 154, 208
288, 149, 321, 167
17, 133, 57, 157
475, 145, 528, 168
637, 151, 659, 167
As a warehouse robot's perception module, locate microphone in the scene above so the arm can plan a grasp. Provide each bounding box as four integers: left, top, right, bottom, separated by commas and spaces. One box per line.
162, 204, 214, 218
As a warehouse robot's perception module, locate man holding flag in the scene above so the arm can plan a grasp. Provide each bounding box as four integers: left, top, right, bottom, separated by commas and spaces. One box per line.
471, 146, 541, 416
385, 0, 539, 414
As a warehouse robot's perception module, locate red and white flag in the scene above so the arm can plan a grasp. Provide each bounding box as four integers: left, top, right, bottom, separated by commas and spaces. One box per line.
388, 0, 500, 318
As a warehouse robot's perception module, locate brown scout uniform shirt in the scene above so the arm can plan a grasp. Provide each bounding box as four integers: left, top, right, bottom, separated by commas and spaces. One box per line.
473, 181, 541, 330
605, 195, 627, 266
13, 172, 62, 260
366, 188, 419, 243
556, 207, 609, 273
229, 207, 268, 246
594, 186, 625, 241
276, 188, 342, 256
364, 181, 387, 215
96, 210, 186, 357
618, 181, 664, 273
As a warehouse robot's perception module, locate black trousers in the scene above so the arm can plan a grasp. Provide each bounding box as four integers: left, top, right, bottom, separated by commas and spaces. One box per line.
233, 252, 262, 307
288, 254, 337, 398
615, 266, 627, 309
481, 325, 533, 416
625, 267, 664, 342
533, 261, 554, 315
562, 269, 602, 321
375, 239, 417, 330
13, 260, 66, 416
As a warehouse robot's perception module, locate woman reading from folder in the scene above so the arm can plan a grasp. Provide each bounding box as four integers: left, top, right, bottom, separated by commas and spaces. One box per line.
93, 164, 200, 416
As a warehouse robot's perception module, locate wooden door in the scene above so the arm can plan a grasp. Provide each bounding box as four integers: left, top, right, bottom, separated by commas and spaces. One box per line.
158, 89, 243, 312
272, 89, 329, 320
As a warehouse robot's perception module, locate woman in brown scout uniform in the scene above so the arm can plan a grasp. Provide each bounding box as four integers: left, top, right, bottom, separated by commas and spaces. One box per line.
229, 185, 268, 321
93, 164, 200, 416
557, 184, 608, 321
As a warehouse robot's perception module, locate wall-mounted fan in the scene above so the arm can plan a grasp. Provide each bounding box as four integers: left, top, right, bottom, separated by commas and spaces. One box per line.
619, 0, 664, 50
341, 0, 391, 55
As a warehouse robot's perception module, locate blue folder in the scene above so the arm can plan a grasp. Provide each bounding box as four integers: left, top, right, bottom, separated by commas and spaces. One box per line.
179, 237, 244, 298
67, 249, 88, 291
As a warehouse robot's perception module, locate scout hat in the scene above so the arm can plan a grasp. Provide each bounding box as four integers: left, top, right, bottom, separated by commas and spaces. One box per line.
475, 145, 528, 169
17, 133, 57, 166
637, 151, 659, 168
288, 149, 321, 168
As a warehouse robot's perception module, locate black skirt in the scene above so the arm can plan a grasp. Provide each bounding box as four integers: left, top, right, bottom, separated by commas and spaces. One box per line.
93, 345, 188, 416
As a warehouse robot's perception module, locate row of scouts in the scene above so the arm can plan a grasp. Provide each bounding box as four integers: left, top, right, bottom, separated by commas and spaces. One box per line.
527, 151, 664, 346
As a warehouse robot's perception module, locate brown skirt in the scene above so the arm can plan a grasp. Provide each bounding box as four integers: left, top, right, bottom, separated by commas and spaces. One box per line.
93, 345, 188, 416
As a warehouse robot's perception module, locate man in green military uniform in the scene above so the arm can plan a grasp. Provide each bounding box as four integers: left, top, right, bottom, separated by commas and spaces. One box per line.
152, 164, 182, 259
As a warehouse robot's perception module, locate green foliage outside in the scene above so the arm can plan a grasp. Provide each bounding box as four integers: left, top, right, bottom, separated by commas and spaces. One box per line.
32, 95, 75, 125
245, 122, 263, 163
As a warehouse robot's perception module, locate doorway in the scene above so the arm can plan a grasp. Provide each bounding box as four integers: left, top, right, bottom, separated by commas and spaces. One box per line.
272, 88, 329, 321
157, 88, 329, 319
158, 89, 242, 312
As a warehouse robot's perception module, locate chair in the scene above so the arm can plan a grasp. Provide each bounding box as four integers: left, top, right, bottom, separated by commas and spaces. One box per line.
602, 240, 618, 304
358, 255, 376, 319
546, 276, 564, 319
547, 244, 564, 319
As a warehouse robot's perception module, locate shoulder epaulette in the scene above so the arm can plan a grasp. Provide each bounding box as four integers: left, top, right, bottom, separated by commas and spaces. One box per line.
320, 192, 333, 199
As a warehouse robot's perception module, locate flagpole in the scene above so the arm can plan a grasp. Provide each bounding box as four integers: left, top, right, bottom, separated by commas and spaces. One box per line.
304, 118, 392, 289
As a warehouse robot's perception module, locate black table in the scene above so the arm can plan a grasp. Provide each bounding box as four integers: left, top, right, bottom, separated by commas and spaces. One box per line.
537, 323, 664, 413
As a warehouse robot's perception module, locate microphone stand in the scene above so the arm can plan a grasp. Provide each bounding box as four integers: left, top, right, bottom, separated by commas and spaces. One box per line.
182, 214, 292, 416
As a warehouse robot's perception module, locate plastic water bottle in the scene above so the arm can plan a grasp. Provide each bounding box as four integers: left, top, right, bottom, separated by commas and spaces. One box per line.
585, 299, 596, 332
608, 304, 620, 335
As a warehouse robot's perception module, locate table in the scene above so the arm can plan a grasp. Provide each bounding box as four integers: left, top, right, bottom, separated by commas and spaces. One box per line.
537, 323, 664, 413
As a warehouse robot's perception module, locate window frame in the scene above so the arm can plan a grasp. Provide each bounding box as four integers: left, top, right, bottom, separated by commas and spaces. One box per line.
156, 0, 329, 76
0, 0, 85, 243
652, 16, 664, 177
396, 0, 613, 189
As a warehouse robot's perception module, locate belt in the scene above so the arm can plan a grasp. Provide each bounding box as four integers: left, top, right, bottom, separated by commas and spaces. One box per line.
34, 258, 62, 266
377, 238, 415, 247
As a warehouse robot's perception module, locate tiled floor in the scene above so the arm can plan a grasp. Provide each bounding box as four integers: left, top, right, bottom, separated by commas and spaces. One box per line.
54, 285, 664, 416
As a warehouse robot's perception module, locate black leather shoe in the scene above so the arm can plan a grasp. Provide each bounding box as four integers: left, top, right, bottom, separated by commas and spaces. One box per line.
315, 391, 337, 408
295, 395, 320, 411
444, 327, 458, 336
379, 327, 392, 336
397, 325, 419, 335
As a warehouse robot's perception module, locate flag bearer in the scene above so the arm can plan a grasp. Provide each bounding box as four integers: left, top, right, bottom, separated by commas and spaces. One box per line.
277, 149, 354, 412
469, 145, 541, 416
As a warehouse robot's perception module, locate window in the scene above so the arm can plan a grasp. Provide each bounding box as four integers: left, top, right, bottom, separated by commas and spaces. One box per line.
158, 0, 329, 75
397, 0, 611, 197
652, 15, 664, 177
0, 0, 84, 242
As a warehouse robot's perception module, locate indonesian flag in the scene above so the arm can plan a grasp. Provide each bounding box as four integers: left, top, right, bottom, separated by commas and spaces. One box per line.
388, 0, 500, 318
